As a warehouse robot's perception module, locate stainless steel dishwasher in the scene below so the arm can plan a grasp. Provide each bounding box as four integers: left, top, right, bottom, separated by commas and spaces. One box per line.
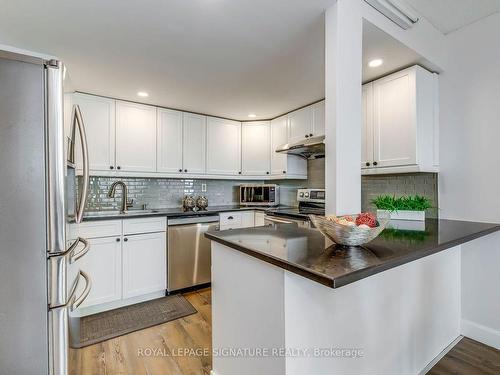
167, 215, 219, 292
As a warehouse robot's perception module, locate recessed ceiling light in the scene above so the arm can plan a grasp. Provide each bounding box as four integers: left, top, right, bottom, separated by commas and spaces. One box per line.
248, 113, 257, 118
137, 91, 149, 97
368, 59, 383, 68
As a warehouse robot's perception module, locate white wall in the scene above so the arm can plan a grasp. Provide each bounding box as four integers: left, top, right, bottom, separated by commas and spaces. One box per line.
439, 12, 500, 349
324, 0, 363, 215
324, 0, 446, 216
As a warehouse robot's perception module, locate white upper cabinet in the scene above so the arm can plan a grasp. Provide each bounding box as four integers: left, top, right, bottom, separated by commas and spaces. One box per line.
270, 115, 307, 179
157, 110, 206, 175
270, 115, 288, 176
116, 101, 157, 172
182, 113, 206, 174
71, 93, 116, 171
362, 84, 374, 168
157, 108, 183, 173
373, 69, 417, 167
312, 100, 325, 137
288, 105, 313, 143
66, 93, 319, 179
363, 65, 439, 174
206, 117, 241, 175
241, 121, 270, 176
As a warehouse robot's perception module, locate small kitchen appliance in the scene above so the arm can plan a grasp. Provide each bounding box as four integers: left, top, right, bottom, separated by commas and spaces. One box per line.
239, 184, 280, 206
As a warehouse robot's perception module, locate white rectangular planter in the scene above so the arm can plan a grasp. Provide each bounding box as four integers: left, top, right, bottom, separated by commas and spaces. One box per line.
377, 209, 425, 221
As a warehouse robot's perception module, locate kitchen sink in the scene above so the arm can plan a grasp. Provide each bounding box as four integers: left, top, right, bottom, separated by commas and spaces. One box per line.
83, 209, 158, 218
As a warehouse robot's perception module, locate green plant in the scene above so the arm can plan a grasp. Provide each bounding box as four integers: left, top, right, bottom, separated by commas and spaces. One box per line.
371, 195, 432, 212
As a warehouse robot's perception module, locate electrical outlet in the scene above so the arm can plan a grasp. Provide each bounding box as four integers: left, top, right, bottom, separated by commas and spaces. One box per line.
201, 183, 207, 192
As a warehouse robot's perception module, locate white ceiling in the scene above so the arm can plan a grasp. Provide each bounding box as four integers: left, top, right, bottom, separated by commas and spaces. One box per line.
362, 20, 439, 82
0, 0, 335, 121
404, 0, 500, 34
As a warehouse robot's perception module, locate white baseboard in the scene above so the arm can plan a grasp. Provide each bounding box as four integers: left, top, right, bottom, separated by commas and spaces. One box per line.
419, 335, 463, 375
461, 319, 500, 350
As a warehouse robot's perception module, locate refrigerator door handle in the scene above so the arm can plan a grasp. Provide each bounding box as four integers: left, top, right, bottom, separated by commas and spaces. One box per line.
68, 237, 90, 263
71, 270, 91, 310
46, 60, 66, 254
72, 104, 89, 224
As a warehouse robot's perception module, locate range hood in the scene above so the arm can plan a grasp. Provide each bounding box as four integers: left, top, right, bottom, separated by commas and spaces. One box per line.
276, 135, 325, 159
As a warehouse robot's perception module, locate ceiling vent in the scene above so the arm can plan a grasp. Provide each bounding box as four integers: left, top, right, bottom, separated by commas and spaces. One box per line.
365, 0, 419, 29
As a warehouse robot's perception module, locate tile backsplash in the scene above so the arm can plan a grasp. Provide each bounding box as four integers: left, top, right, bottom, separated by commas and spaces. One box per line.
361, 173, 438, 217
79, 176, 263, 211
79, 167, 438, 216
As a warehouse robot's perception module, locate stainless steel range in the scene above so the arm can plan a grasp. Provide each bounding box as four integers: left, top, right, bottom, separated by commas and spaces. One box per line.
264, 188, 325, 227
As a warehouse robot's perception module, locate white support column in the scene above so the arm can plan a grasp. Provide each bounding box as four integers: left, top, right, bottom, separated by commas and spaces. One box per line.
324, 0, 363, 215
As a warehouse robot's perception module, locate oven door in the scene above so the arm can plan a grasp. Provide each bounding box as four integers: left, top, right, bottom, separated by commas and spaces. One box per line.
264, 215, 310, 228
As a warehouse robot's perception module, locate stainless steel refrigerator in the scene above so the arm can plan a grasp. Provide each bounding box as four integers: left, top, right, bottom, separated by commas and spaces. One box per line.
0, 49, 91, 375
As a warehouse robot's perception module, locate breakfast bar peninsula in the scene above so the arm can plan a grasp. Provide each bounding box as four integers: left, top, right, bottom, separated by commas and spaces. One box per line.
206, 219, 500, 375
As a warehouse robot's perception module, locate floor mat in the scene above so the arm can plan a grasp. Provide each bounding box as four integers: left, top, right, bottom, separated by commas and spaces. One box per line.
72, 295, 197, 348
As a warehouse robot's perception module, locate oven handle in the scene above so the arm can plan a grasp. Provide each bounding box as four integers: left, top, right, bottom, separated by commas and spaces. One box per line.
264, 215, 295, 224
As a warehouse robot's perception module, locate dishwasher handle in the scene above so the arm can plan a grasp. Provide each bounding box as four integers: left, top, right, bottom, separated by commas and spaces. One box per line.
168, 215, 220, 226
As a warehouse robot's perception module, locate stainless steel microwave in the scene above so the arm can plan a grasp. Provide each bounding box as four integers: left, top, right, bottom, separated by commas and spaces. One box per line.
239, 184, 280, 206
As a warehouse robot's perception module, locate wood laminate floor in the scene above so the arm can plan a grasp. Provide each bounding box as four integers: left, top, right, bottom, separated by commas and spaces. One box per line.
428, 337, 500, 375
69, 288, 212, 375
71, 289, 500, 375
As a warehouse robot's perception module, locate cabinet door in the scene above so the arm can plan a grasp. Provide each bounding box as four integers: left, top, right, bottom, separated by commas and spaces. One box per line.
157, 108, 183, 173
241, 121, 270, 176
206, 117, 241, 175
116, 101, 157, 172
270, 116, 288, 176
362, 83, 374, 168
241, 211, 255, 228
288, 106, 313, 143
183, 113, 206, 174
76, 236, 122, 307
254, 211, 266, 227
312, 101, 325, 137
122, 232, 166, 298
373, 70, 417, 167
71, 93, 115, 171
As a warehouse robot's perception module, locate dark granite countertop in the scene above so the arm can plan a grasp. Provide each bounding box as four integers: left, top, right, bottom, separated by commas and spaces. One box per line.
205, 219, 500, 288
70, 205, 286, 223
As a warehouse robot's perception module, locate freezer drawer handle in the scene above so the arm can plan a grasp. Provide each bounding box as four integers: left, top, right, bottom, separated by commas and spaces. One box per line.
71, 270, 92, 310
69, 237, 90, 263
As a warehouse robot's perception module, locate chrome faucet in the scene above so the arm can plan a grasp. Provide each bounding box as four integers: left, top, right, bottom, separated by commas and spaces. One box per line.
108, 181, 131, 213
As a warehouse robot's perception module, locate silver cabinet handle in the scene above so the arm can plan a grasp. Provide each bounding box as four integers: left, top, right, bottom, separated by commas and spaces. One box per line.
73, 104, 89, 224
71, 270, 91, 310
68, 237, 90, 263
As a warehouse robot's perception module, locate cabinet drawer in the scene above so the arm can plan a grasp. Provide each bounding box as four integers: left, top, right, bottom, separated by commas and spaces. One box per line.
219, 212, 242, 228
123, 217, 166, 235
69, 220, 122, 240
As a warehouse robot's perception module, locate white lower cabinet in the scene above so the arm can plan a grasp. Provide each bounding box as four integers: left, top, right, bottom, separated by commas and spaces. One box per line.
122, 232, 166, 299
254, 211, 266, 227
219, 210, 262, 230
241, 211, 255, 228
69, 218, 166, 315
76, 236, 122, 308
